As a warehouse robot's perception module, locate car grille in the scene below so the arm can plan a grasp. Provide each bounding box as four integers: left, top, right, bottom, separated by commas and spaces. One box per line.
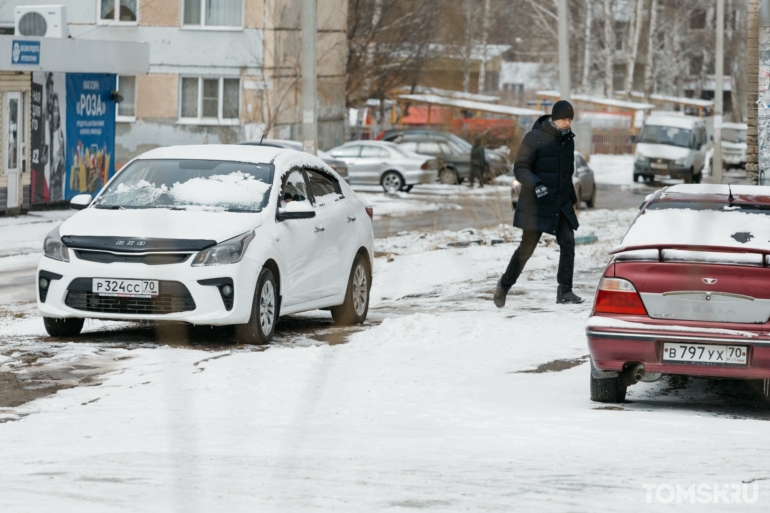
74, 250, 192, 265
64, 278, 196, 315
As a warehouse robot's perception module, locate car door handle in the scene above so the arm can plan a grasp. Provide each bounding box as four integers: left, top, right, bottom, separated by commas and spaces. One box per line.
347, 216, 356, 222
314, 225, 325, 233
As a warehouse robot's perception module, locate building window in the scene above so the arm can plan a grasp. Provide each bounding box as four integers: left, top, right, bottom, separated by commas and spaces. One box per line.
179, 77, 240, 123
116, 75, 136, 121
183, 0, 243, 28
99, 0, 138, 23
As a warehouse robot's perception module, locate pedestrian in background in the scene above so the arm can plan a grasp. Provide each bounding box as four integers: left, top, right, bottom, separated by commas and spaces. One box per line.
493, 100, 583, 307
469, 136, 486, 188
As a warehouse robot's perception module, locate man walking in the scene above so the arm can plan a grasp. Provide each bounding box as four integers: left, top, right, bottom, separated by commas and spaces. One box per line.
469, 136, 486, 188
494, 100, 583, 307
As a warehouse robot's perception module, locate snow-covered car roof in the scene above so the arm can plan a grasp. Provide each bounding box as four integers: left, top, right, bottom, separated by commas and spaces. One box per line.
129, 144, 344, 183
722, 122, 747, 130
136, 144, 286, 164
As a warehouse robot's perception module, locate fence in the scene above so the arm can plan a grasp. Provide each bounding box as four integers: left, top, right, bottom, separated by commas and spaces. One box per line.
591, 127, 634, 155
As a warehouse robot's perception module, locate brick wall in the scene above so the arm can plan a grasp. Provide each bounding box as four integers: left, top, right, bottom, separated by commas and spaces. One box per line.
140, 0, 180, 27
136, 74, 179, 119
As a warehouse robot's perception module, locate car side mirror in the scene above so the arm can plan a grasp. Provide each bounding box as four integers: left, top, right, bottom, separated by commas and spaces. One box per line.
70, 194, 92, 210
277, 200, 316, 221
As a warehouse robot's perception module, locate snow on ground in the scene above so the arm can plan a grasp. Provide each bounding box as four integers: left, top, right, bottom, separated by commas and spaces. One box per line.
589, 154, 638, 185
354, 191, 462, 217
0, 210, 74, 260
1, 208, 770, 511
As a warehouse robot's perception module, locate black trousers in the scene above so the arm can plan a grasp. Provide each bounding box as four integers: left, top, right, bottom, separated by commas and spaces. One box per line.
469, 165, 486, 186
501, 212, 575, 290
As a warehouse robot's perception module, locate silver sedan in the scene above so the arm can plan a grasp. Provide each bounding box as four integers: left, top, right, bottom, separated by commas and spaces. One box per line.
328, 141, 440, 193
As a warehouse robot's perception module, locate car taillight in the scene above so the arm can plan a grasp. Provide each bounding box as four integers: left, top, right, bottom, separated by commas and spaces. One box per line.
365, 206, 374, 221
329, 164, 338, 170
593, 277, 647, 315
421, 159, 438, 170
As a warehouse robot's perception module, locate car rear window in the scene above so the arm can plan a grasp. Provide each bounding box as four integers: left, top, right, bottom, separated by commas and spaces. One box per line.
94, 159, 274, 213
619, 200, 770, 252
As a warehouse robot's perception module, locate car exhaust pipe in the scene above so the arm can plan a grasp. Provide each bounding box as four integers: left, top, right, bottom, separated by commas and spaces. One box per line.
621, 363, 663, 386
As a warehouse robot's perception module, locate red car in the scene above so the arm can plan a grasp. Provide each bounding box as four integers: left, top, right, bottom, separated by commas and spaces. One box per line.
587, 184, 770, 402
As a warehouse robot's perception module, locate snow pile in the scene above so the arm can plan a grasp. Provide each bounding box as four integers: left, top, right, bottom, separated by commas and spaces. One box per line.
169, 172, 271, 210
589, 154, 636, 185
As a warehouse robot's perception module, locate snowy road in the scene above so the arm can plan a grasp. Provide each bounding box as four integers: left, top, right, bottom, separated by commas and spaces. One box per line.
1, 207, 769, 511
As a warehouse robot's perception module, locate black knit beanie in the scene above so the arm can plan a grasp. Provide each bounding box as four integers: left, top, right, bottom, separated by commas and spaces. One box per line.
551, 100, 574, 121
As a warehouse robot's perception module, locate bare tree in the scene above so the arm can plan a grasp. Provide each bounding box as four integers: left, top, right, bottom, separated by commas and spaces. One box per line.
643, 0, 658, 101
581, 0, 593, 93
462, 0, 473, 93
623, 0, 644, 97
603, 0, 615, 97
478, 0, 492, 93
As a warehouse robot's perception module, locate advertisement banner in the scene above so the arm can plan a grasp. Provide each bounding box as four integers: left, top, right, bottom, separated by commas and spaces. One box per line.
31, 72, 67, 204
30, 80, 44, 204
65, 73, 116, 201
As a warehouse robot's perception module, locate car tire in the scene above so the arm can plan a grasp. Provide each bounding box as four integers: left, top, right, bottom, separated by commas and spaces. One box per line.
633, 173, 640, 182
684, 168, 694, 184
590, 373, 627, 403
331, 254, 370, 326
439, 167, 459, 185
43, 317, 84, 338
693, 171, 702, 184
586, 186, 596, 208
381, 171, 404, 193
235, 268, 278, 345
511, 201, 517, 210
574, 186, 581, 211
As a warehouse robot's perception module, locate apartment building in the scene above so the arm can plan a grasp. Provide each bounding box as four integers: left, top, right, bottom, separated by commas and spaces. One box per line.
0, 0, 348, 165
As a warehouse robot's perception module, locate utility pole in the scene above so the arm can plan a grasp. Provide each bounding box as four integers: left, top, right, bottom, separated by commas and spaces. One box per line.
713, 0, 724, 184
557, 0, 570, 100
301, 0, 317, 155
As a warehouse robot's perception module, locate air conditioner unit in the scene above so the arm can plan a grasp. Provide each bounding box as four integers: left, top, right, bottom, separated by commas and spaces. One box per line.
15, 5, 68, 38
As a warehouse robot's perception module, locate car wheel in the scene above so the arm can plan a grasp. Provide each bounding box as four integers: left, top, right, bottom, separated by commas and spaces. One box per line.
381, 171, 404, 193
684, 168, 694, 184
586, 185, 596, 208
235, 268, 278, 345
331, 254, 370, 326
693, 171, 702, 184
574, 186, 581, 211
439, 167, 459, 185
511, 201, 517, 210
590, 372, 627, 403
633, 173, 640, 182
43, 317, 84, 337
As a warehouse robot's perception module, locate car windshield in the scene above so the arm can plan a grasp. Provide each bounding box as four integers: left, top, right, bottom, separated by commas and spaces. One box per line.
722, 128, 747, 144
93, 159, 274, 212
639, 125, 693, 148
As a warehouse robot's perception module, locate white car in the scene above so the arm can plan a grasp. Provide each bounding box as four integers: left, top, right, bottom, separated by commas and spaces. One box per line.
328, 140, 440, 193
37, 145, 374, 345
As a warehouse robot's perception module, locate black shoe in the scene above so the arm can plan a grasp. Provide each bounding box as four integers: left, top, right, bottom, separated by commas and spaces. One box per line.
557, 286, 584, 304
493, 279, 510, 308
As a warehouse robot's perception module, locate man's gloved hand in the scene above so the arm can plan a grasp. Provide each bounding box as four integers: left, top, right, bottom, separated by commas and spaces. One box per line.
534, 185, 549, 199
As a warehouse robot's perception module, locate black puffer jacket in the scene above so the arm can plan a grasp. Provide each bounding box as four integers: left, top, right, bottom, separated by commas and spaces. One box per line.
512, 115, 579, 235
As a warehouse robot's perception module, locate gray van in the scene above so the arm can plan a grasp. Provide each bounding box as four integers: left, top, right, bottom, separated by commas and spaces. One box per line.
633, 114, 709, 183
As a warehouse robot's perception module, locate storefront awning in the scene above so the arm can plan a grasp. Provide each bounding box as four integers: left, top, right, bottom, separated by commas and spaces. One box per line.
0, 36, 149, 74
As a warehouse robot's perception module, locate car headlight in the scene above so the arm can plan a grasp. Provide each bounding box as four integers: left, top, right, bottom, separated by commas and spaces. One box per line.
635, 153, 648, 163
192, 231, 255, 267
674, 157, 688, 166
43, 227, 70, 262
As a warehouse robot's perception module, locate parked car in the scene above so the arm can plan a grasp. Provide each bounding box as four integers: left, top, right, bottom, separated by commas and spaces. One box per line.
720, 122, 747, 169
37, 145, 374, 345
328, 140, 440, 193
633, 114, 709, 183
510, 151, 596, 210
379, 129, 510, 183
587, 184, 770, 403
238, 139, 349, 182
